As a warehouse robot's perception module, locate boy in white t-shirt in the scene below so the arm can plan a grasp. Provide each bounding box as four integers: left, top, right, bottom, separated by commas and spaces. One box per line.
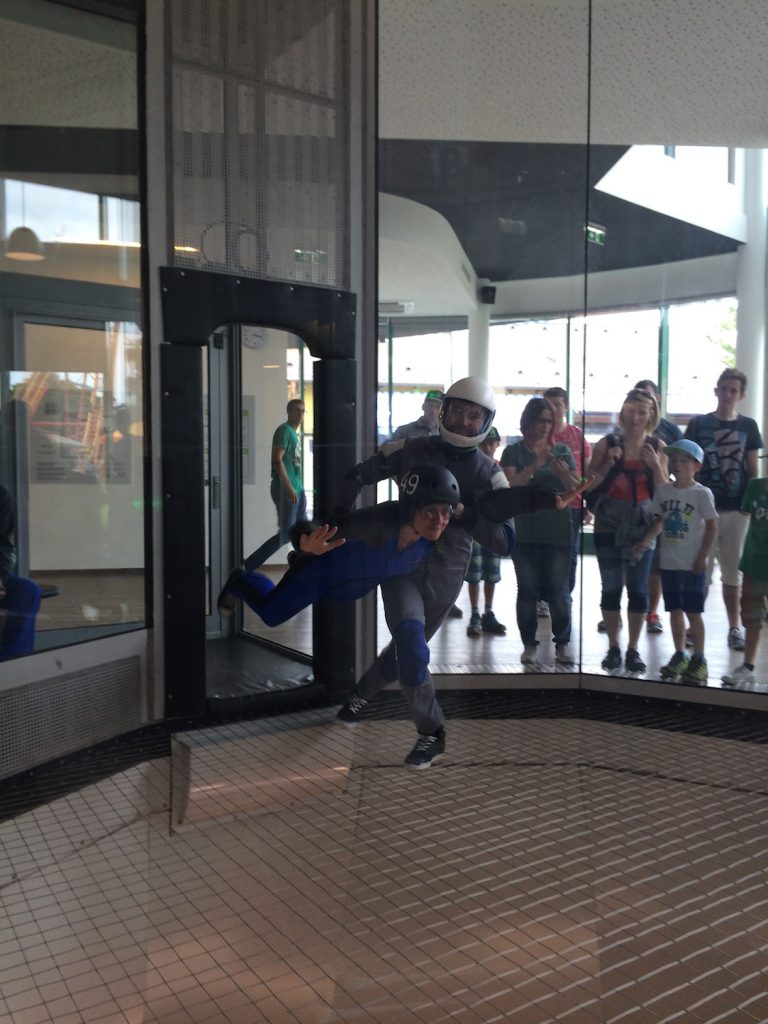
633, 439, 718, 684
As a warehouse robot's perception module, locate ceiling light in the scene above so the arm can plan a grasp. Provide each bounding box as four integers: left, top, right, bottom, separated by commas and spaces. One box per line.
5, 226, 45, 261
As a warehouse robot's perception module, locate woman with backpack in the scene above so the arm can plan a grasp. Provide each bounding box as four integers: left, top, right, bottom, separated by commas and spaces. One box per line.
586, 388, 668, 673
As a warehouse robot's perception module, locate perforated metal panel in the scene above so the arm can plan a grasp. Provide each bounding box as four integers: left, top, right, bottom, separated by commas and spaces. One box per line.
168, 0, 348, 288
0, 657, 143, 781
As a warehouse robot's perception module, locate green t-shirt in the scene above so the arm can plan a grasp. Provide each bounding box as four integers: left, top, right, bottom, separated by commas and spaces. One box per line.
739, 478, 768, 581
499, 441, 575, 546
271, 422, 302, 492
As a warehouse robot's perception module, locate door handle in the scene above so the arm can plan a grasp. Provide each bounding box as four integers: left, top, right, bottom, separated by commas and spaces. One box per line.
211, 475, 220, 509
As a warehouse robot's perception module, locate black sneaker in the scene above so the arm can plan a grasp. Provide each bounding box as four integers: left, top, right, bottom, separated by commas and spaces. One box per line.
466, 611, 482, 637
481, 610, 506, 635
405, 727, 446, 769
336, 693, 369, 725
601, 646, 622, 670
217, 567, 245, 616
625, 648, 646, 673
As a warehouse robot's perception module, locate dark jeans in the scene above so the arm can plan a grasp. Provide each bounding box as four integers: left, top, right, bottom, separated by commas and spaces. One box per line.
244, 487, 307, 570
594, 533, 653, 613
513, 542, 571, 647
568, 507, 584, 593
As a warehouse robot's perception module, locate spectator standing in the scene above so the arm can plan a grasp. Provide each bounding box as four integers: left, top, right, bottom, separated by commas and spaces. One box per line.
722, 474, 768, 686
634, 379, 683, 634
543, 387, 592, 593
684, 368, 763, 650
390, 389, 444, 441
465, 426, 507, 637
501, 397, 580, 667
586, 388, 668, 674
632, 439, 717, 685
244, 398, 306, 570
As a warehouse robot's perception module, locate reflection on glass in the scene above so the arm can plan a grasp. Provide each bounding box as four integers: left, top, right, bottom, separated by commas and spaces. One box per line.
4, 321, 144, 652
0, 0, 142, 658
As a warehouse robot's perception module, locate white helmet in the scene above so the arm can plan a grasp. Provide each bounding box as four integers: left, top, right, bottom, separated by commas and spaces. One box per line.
438, 377, 496, 450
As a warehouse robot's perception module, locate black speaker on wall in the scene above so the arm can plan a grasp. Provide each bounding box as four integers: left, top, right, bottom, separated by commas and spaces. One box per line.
479, 286, 496, 304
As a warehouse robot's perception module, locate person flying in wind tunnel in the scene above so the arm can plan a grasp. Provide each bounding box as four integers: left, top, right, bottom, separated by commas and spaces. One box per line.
332, 377, 565, 769
218, 464, 461, 626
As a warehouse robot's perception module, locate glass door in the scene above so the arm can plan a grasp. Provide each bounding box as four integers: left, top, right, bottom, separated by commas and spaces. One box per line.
238, 326, 315, 658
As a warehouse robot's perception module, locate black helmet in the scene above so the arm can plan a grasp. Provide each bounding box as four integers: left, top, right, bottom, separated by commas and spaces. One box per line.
398, 464, 460, 522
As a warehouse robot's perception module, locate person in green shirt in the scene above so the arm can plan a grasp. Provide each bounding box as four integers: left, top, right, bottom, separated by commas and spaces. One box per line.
244, 398, 306, 570
722, 476, 768, 687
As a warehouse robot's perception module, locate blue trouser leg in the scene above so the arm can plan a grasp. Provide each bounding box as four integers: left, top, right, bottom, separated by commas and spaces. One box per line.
0, 575, 41, 658
568, 508, 583, 593
540, 545, 572, 644
512, 545, 541, 647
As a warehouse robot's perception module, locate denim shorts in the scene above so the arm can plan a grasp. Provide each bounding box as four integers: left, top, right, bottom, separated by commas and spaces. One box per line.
464, 542, 501, 585
661, 569, 706, 614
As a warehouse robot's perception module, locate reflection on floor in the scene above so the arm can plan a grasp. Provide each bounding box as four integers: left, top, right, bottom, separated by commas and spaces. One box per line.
3, 695, 768, 1023
206, 636, 313, 701
235, 556, 768, 694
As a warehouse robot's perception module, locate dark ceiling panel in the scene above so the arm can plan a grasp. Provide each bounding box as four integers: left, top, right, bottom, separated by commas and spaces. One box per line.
379, 140, 738, 282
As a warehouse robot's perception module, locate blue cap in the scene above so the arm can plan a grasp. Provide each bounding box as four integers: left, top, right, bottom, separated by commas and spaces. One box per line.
664, 439, 704, 463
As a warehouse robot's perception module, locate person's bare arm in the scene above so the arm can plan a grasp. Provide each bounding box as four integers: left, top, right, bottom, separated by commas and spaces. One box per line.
272, 445, 297, 503
693, 517, 718, 575
746, 448, 759, 483
632, 516, 663, 558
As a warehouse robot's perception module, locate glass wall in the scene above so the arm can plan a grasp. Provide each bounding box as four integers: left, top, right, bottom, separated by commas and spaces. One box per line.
0, 0, 144, 659
378, 0, 768, 694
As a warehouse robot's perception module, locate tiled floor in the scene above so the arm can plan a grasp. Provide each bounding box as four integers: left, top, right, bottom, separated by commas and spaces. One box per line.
2, 700, 768, 1023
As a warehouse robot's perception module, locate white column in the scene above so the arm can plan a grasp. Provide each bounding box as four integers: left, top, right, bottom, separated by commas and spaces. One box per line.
468, 302, 491, 379
735, 148, 766, 430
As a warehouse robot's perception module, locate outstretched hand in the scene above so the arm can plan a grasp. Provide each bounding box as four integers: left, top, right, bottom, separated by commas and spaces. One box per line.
555, 478, 589, 510
299, 524, 346, 556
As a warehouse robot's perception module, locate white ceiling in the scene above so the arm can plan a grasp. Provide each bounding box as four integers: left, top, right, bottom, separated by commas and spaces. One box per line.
380, 0, 768, 147
378, 0, 768, 317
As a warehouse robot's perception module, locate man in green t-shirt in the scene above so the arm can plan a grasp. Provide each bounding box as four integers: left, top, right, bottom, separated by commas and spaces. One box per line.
243, 399, 306, 570
722, 476, 768, 687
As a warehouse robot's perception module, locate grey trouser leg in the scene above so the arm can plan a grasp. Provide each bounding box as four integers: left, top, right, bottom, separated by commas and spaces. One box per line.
357, 531, 473, 735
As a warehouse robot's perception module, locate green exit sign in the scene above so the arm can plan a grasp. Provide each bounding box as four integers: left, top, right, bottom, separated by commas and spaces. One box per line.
586, 223, 606, 246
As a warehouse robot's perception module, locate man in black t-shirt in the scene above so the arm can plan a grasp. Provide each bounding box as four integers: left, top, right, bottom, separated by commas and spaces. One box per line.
685, 368, 763, 651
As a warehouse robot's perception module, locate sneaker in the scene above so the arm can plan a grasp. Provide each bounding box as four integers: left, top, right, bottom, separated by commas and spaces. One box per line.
624, 648, 646, 673
681, 656, 708, 685
646, 612, 663, 634
521, 646, 540, 666
722, 664, 755, 687
481, 610, 506, 635
555, 643, 575, 665
727, 626, 745, 651
466, 611, 482, 637
660, 652, 689, 680
405, 727, 445, 769
537, 601, 549, 617
447, 604, 463, 619
601, 646, 622, 670
336, 693, 369, 725
217, 567, 245, 616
